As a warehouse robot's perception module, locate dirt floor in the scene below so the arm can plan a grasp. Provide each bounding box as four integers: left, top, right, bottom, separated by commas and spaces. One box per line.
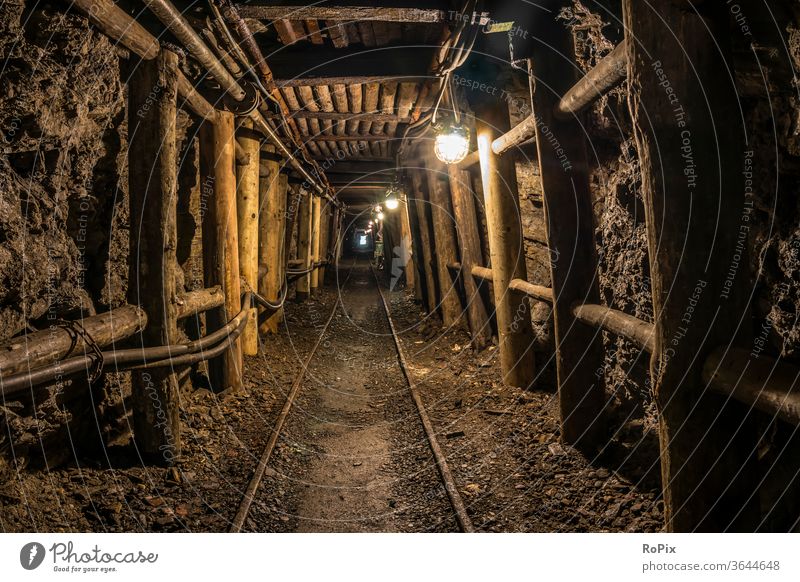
0, 259, 663, 532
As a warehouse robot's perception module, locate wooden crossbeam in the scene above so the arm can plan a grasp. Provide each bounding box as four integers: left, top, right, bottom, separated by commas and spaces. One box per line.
236, 3, 447, 23
267, 44, 435, 84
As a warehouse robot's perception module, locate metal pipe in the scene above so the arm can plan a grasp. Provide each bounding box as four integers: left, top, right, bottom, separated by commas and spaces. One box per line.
76, 0, 330, 198
144, 0, 246, 101
1, 293, 252, 397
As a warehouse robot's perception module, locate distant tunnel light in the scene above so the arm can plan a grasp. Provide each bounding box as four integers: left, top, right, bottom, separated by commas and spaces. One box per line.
377, 211, 385, 221
434, 121, 470, 165
359, 235, 367, 246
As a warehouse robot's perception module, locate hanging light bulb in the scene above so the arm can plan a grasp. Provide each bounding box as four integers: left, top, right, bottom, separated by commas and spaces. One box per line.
377, 211, 385, 221
384, 182, 402, 210
368, 220, 374, 226
374, 204, 382, 213
434, 117, 470, 165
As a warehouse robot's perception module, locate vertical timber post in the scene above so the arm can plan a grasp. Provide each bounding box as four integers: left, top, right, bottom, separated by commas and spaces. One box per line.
318, 204, 330, 283
258, 146, 287, 334
527, 5, 605, 447
448, 164, 491, 349
399, 197, 416, 293
410, 170, 439, 315
200, 110, 243, 392
425, 161, 463, 327
283, 183, 300, 268
623, 1, 759, 531
474, 100, 536, 389
296, 191, 313, 301
310, 196, 322, 292
127, 49, 181, 463
236, 119, 259, 356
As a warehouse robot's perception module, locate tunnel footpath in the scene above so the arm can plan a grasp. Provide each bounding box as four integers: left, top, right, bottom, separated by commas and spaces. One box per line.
0, 260, 662, 532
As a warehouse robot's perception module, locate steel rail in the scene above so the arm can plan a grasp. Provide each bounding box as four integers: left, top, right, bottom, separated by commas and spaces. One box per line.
371, 268, 476, 533
229, 259, 356, 532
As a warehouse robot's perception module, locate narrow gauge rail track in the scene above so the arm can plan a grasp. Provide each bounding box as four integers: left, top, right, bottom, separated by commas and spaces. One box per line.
229, 260, 475, 532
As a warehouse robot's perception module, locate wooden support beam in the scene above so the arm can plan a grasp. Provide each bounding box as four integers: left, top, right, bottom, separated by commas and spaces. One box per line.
127, 50, 181, 464
410, 170, 438, 314
237, 4, 447, 23
425, 161, 463, 327
447, 165, 490, 349
295, 191, 313, 301
310, 196, 322, 291
555, 41, 627, 119
305, 134, 396, 142
526, 12, 605, 446
398, 198, 416, 292
624, 0, 760, 531
475, 101, 536, 389
257, 146, 284, 334
0, 287, 223, 382
266, 44, 434, 84
200, 110, 243, 393
491, 115, 537, 156
72, 0, 159, 59
284, 184, 301, 269
456, 149, 480, 170
404, 188, 426, 304
305, 19, 324, 44
175, 287, 225, 318
258, 153, 286, 334
0, 305, 144, 380
236, 119, 260, 356
572, 303, 655, 354
318, 204, 331, 282
325, 20, 349, 48
704, 348, 800, 427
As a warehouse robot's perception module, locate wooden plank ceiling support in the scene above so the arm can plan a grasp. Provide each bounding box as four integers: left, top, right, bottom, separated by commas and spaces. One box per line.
127, 49, 182, 464
325, 20, 349, 48
275, 19, 299, 44
305, 19, 324, 44
276, 76, 428, 88
258, 146, 287, 334
526, 5, 605, 447
623, 0, 760, 532
200, 110, 243, 393
447, 165, 491, 349
236, 119, 261, 356
296, 191, 314, 301
425, 160, 464, 328
410, 171, 439, 314
266, 44, 434, 83
474, 100, 536, 390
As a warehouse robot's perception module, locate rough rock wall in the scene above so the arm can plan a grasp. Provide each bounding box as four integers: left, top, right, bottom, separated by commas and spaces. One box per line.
0, 2, 203, 470
0, 2, 128, 337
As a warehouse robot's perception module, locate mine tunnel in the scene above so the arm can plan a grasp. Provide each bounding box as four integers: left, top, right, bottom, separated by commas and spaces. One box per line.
1, 0, 799, 535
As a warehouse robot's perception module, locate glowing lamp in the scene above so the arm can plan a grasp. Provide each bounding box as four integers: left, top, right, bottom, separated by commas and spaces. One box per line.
377, 211, 385, 221
384, 183, 402, 210
434, 119, 470, 164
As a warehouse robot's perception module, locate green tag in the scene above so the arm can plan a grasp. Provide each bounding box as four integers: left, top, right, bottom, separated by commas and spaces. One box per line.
485, 21, 514, 33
